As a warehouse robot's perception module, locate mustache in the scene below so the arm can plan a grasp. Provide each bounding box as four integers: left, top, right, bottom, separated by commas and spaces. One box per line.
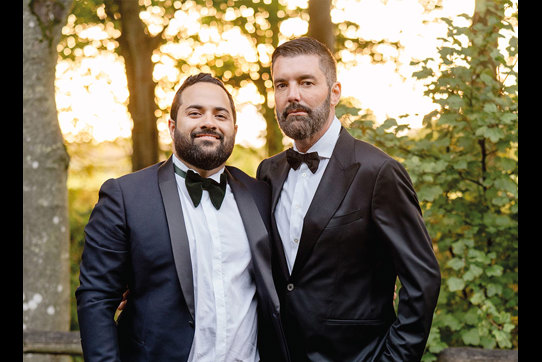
191, 129, 223, 140
282, 103, 312, 119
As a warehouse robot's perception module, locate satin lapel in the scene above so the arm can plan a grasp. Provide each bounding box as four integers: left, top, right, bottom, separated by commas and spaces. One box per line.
226, 168, 280, 310
270, 154, 291, 213
268, 155, 291, 279
290, 128, 360, 279
157, 157, 195, 320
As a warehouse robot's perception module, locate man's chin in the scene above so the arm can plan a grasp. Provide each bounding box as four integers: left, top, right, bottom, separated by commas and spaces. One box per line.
279, 122, 311, 140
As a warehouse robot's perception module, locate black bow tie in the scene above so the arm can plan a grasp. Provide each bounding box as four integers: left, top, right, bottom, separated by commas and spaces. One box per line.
174, 165, 227, 210
286, 148, 320, 174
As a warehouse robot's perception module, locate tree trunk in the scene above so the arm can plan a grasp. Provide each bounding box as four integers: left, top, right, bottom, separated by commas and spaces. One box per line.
471, 0, 501, 77
264, 16, 285, 157
263, 93, 284, 156
308, 0, 335, 53
23, 0, 73, 360
106, 0, 160, 171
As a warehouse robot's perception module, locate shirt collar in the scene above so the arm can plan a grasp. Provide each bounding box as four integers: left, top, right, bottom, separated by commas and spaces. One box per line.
293, 116, 341, 159
172, 154, 225, 183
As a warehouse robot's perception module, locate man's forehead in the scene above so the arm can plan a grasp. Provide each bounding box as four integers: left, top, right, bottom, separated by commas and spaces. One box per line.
272, 54, 324, 78
181, 82, 230, 107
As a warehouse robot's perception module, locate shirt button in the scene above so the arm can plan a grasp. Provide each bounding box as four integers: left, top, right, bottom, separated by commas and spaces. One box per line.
293, 238, 299, 244
286, 283, 294, 291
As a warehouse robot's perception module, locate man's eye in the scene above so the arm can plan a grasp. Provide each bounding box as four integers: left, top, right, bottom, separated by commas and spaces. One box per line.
275, 83, 287, 89
301, 81, 314, 86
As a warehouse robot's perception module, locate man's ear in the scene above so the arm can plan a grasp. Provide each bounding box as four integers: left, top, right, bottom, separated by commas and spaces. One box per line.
168, 118, 176, 139
330, 81, 342, 107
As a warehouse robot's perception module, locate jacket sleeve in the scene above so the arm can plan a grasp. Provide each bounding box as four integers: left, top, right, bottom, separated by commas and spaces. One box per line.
76, 178, 130, 362
371, 159, 441, 361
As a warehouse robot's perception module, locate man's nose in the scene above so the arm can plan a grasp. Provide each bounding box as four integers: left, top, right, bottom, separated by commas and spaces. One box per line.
287, 84, 301, 103
200, 112, 217, 129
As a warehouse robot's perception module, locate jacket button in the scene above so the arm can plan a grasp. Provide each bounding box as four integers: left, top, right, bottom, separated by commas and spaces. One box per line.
188, 320, 194, 328
286, 283, 294, 291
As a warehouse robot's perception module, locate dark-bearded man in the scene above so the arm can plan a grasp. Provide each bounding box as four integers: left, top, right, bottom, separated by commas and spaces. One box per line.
76, 73, 289, 362
256, 37, 441, 362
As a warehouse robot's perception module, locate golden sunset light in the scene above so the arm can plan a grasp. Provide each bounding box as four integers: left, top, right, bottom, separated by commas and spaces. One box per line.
55, 0, 517, 148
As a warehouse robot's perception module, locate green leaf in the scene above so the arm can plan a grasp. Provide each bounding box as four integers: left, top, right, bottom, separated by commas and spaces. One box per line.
447, 277, 465, 291
413, 66, 434, 79
494, 311, 511, 325
486, 264, 504, 277
480, 335, 496, 349
446, 258, 465, 271
499, 112, 516, 124
447, 95, 463, 109
468, 249, 491, 264
441, 314, 462, 331
476, 126, 504, 142
463, 308, 479, 325
486, 283, 503, 297
461, 328, 480, 345
463, 264, 484, 281
382, 118, 398, 129
496, 157, 517, 171
451, 240, 466, 254
493, 330, 512, 348
470, 291, 485, 305
480, 71, 498, 86
482, 102, 498, 113
453, 159, 468, 170
419, 185, 443, 202
494, 177, 517, 195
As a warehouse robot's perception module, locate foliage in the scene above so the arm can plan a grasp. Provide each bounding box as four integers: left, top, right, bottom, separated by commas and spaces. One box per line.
59, 0, 404, 158
67, 140, 132, 331
346, 0, 517, 359
228, 144, 267, 178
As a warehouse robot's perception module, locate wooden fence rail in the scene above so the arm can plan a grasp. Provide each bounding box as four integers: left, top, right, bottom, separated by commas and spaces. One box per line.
23, 330, 82, 356
23, 330, 518, 361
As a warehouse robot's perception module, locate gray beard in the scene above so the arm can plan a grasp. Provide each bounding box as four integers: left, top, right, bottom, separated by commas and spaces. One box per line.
173, 129, 234, 171
276, 92, 331, 140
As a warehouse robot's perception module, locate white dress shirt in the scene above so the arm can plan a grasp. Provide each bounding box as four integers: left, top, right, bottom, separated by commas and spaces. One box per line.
275, 117, 342, 274
172, 155, 259, 362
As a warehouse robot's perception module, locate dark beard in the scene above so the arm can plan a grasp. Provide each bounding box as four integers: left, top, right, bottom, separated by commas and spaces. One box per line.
276, 92, 331, 140
173, 129, 234, 170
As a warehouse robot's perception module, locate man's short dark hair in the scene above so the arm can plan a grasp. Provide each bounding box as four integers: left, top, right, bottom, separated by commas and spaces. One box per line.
170, 73, 237, 123
271, 37, 337, 87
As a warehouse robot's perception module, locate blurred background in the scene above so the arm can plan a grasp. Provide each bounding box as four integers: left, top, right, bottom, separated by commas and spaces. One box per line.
23, 0, 517, 361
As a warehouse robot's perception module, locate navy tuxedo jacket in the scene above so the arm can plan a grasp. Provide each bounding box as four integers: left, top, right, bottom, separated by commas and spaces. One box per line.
76, 157, 289, 361
256, 127, 441, 362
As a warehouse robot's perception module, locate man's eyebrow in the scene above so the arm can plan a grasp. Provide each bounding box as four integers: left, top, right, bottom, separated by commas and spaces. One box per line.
185, 104, 231, 114
213, 106, 231, 114
185, 104, 204, 111
274, 74, 317, 83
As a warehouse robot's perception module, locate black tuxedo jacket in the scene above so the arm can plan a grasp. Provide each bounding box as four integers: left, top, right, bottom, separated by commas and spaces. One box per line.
256, 127, 441, 362
76, 157, 289, 361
